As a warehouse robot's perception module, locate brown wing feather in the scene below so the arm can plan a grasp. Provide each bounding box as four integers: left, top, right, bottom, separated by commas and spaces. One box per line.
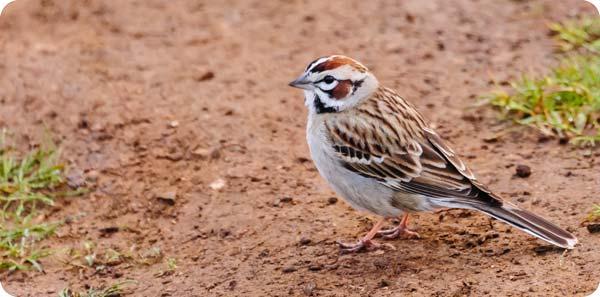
325, 87, 502, 206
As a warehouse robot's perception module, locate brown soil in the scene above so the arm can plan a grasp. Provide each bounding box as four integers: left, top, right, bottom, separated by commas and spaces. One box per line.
1, 0, 599, 296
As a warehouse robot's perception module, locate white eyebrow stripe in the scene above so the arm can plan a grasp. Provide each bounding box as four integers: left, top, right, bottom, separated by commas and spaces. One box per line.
306, 57, 331, 72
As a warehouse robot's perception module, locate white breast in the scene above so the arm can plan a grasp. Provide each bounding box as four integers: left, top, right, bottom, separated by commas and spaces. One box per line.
306, 113, 403, 218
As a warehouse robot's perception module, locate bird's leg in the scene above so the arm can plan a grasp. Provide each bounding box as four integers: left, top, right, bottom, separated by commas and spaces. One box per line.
337, 218, 386, 253
377, 214, 420, 239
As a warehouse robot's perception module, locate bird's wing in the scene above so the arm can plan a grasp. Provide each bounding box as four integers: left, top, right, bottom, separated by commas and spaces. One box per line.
325, 103, 501, 207
422, 127, 500, 195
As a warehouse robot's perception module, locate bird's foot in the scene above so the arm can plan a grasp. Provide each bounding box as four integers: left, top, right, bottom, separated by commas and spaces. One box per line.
336, 239, 381, 253
378, 225, 420, 239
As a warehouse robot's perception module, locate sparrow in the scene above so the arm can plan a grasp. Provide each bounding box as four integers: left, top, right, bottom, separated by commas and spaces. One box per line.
289, 55, 577, 253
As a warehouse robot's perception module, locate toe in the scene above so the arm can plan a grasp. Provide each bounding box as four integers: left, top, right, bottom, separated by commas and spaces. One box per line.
403, 230, 421, 239
382, 233, 398, 239
336, 239, 382, 253
377, 228, 398, 236
381, 228, 421, 240
336, 240, 364, 253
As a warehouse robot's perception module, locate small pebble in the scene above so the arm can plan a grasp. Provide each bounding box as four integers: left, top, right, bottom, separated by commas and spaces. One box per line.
482, 135, 498, 143
66, 169, 86, 188
272, 199, 281, 207
156, 189, 177, 205
219, 229, 231, 238
99, 226, 120, 235
228, 280, 237, 291
587, 224, 600, 233
558, 137, 569, 145
282, 265, 297, 273
299, 238, 312, 245
209, 178, 226, 190
192, 146, 221, 160
327, 197, 338, 204
168, 120, 179, 128
515, 165, 531, 178
280, 196, 293, 203
533, 245, 560, 255
86, 170, 100, 182
196, 71, 214, 82
303, 281, 316, 296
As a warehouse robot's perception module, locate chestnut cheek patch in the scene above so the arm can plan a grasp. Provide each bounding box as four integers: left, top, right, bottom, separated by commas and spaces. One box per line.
332, 80, 352, 100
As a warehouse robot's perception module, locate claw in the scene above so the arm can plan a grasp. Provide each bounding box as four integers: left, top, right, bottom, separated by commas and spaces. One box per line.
337, 239, 381, 253
377, 214, 420, 239
378, 226, 420, 239
335, 218, 399, 253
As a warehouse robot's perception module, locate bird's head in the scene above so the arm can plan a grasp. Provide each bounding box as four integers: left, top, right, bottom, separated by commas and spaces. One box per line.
289, 55, 379, 114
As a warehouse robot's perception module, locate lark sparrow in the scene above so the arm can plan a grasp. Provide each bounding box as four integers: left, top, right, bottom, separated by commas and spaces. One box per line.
289, 55, 577, 252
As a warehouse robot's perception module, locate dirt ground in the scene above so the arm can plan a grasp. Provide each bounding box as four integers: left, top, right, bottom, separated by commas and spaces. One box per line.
0, 0, 599, 296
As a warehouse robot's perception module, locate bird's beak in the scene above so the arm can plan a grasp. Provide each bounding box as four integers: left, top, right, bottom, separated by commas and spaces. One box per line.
288, 74, 312, 90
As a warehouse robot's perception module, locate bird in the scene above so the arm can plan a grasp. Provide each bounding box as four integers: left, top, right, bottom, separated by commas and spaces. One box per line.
289, 55, 577, 253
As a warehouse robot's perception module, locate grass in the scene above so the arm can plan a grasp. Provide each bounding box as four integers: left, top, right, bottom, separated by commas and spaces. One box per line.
58, 243, 165, 270
58, 281, 134, 297
587, 204, 600, 222
550, 18, 600, 53
0, 130, 70, 271
486, 55, 600, 145
166, 257, 177, 270
155, 257, 177, 277
485, 17, 600, 146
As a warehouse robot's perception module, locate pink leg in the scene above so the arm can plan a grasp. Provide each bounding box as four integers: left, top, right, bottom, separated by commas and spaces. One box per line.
378, 214, 420, 239
337, 218, 386, 253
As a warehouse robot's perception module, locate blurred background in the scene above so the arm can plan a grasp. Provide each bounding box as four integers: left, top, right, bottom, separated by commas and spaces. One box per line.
0, 0, 598, 296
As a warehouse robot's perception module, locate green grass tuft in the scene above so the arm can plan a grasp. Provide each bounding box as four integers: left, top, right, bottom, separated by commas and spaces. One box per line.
485, 17, 600, 146
588, 204, 600, 222
58, 281, 135, 297
0, 130, 70, 271
155, 257, 177, 277
549, 18, 600, 53
485, 55, 600, 145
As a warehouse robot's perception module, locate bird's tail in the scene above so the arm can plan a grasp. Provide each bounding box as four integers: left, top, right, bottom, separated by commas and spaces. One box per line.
472, 202, 577, 249
434, 197, 577, 249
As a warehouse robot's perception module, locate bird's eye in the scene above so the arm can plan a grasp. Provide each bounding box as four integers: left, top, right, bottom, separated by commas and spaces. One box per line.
323, 75, 335, 84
